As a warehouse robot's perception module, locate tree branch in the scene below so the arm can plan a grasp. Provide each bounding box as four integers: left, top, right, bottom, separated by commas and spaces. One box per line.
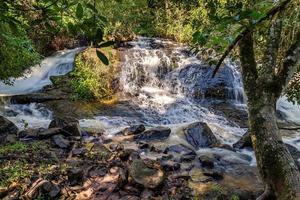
212, 0, 292, 78
261, 11, 284, 80
276, 30, 300, 93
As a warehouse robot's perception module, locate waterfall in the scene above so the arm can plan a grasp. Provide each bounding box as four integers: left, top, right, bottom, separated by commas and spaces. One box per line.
0, 48, 83, 96
0, 48, 83, 129
80, 37, 247, 144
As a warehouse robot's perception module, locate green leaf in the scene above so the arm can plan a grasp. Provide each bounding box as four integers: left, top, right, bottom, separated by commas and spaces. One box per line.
68, 22, 77, 35
98, 15, 108, 23
250, 11, 265, 21
86, 3, 98, 13
99, 41, 115, 48
192, 31, 208, 46
96, 49, 109, 65
76, 3, 84, 19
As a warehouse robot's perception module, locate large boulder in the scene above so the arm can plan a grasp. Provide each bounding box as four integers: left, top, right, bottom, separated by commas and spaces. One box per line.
49, 117, 81, 136
0, 116, 18, 143
129, 159, 164, 188
134, 126, 171, 141
183, 122, 219, 149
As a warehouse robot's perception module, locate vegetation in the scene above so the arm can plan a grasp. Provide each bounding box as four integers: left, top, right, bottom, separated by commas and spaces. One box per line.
71, 47, 118, 101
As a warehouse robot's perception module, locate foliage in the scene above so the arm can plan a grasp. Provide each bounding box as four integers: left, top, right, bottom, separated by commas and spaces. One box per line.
0, 25, 40, 83
192, 0, 300, 103
0, 0, 110, 82
70, 47, 118, 101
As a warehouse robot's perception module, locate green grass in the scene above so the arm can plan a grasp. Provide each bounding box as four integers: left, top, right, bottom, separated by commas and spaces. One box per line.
0, 142, 28, 155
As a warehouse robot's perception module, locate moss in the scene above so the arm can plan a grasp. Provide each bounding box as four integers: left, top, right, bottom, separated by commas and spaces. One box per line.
70, 47, 119, 101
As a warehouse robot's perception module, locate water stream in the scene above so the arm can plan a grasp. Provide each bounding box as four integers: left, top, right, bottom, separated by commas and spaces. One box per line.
0, 37, 299, 165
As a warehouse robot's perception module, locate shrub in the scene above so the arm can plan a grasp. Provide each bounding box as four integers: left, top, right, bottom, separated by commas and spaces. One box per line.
70, 47, 118, 101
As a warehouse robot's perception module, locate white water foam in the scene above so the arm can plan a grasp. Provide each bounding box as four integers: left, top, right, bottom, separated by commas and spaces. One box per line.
0, 48, 83, 128
0, 48, 83, 96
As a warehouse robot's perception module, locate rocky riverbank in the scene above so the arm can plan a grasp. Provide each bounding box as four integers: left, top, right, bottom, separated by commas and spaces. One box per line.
0, 115, 267, 200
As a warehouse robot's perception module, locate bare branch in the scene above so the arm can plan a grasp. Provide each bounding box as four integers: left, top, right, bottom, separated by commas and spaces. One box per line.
211, 0, 292, 78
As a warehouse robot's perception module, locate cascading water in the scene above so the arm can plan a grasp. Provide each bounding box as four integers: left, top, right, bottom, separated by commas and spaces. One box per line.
1, 37, 300, 165
0, 48, 83, 128
0, 48, 83, 96
80, 38, 247, 145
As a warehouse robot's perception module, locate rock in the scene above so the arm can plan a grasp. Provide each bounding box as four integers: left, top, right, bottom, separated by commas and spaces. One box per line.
233, 132, 252, 149
67, 167, 84, 186
141, 189, 154, 199
134, 126, 171, 141
165, 145, 196, 156
121, 125, 145, 135
160, 160, 181, 171
0, 116, 18, 143
41, 181, 60, 198
183, 122, 219, 149
38, 128, 69, 139
189, 168, 213, 183
19, 128, 45, 139
52, 134, 70, 149
10, 93, 64, 104
129, 159, 164, 188
181, 154, 197, 162
199, 154, 215, 168
72, 147, 87, 156
138, 142, 150, 149
49, 117, 81, 136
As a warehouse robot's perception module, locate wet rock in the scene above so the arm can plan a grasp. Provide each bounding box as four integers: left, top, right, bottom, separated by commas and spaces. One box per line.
49, 117, 81, 136
52, 134, 70, 149
181, 154, 197, 162
138, 142, 150, 149
183, 122, 219, 149
10, 93, 64, 104
199, 154, 215, 168
129, 159, 164, 188
165, 145, 196, 156
37, 128, 69, 139
233, 132, 252, 149
0, 116, 18, 143
134, 126, 171, 141
67, 167, 84, 186
160, 160, 181, 171
121, 125, 145, 135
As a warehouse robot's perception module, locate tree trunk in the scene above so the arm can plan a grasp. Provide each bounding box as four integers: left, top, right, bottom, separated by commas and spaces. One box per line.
239, 32, 300, 200
248, 101, 300, 200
